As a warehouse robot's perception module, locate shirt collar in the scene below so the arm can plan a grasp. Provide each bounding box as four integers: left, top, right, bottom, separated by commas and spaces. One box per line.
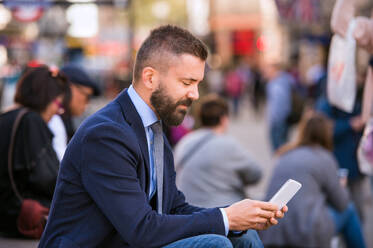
127, 85, 158, 128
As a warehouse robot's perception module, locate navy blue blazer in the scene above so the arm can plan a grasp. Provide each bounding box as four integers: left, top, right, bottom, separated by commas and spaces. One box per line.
38, 90, 225, 248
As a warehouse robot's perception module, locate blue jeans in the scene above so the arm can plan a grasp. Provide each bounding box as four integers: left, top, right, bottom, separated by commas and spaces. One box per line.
329, 203, 366, 248
269, 122, 288, 152
163, 230, 263, 248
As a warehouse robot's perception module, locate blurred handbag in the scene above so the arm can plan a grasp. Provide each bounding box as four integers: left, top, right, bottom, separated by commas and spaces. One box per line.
7, 108, 49, 239
327, 19, 357, 113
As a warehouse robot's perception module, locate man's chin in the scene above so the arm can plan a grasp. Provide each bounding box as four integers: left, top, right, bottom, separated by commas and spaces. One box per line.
165, 112, 186, 126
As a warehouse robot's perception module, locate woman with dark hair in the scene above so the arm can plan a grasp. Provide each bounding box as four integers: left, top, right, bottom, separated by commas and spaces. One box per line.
260, 111, 366, 248
0, 65, 70, 237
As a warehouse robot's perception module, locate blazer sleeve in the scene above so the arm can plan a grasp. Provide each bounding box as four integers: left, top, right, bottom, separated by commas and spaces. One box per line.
80, 123, 225, 248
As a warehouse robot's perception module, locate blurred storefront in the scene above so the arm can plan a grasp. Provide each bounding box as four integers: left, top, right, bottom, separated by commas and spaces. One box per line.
206, 0, 287, 67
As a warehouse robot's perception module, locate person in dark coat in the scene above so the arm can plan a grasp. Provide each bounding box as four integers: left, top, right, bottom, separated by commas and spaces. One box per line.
0, 65, 70, 237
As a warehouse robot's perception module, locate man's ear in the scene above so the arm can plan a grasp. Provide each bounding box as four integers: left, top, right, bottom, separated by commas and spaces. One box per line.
142, 67, 159, 90
220, 115, 229, 131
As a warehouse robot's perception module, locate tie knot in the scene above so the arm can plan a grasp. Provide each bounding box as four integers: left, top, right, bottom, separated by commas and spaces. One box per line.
150, 121, 163, 134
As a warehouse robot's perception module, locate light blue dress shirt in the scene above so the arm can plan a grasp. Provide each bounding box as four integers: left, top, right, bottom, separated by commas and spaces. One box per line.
127, 85, 230, 235
128, 85, 158, 198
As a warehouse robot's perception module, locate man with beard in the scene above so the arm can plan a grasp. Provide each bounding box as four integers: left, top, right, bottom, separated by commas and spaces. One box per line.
39, 25, 286, 248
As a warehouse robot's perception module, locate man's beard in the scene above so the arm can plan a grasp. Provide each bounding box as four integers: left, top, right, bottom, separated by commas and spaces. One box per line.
150, 84, 192, 126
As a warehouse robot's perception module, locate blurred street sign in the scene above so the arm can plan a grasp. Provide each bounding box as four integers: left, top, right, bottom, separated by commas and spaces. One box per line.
4, 0, 50, 22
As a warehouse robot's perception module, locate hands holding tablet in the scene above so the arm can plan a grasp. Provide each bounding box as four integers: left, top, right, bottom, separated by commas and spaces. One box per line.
224, 199, 287, 231
223, 179, 301, 231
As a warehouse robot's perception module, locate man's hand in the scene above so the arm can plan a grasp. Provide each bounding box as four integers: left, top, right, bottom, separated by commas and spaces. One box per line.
223, 199, 288, 231
256, 206, 288, 230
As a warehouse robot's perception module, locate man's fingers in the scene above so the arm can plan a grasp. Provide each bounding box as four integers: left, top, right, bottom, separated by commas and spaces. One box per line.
282, 205, 288, 213
275, 210, 284, 219
269, 217, 278, 225
256, 217, 270, 224
255, 201, 278, 211
259, 209, 275, 219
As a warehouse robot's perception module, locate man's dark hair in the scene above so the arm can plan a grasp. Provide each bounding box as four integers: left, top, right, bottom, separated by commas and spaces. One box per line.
14, 65, 71, 113
133, 25, 208, 82
199, 94, 229, 127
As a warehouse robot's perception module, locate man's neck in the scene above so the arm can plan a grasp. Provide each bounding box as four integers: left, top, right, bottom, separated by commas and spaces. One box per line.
210, 125, 226, 135
132, 83, 159, 118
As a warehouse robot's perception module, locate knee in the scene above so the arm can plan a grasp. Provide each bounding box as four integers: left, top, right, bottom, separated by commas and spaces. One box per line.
205, 234, 233, 248
231, 230, 263, 248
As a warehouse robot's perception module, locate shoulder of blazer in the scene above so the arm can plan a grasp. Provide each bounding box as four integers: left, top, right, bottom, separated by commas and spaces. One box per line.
114, 89, 142, 127
113, 89, 151, 173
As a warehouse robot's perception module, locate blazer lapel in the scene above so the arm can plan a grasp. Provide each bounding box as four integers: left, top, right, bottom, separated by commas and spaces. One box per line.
115, 89, 151, 195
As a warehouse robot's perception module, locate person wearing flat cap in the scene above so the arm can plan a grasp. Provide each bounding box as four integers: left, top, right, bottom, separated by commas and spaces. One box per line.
48, 64, 100, 161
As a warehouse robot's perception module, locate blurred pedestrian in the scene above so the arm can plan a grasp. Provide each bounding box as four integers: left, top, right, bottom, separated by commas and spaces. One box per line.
0, 65, 70, 237
205, 57, 224, 96
0, 59, 22, 111
48, 64, 100, 161
224, 66, 245, 116
262, 63, 294, 152
260, 111, 366, 248
316, 77, 373, 221
248, 63, 265, 114
174, 94, 262, 208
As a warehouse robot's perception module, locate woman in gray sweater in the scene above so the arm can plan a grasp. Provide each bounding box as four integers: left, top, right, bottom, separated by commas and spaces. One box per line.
260, 112, 365, 248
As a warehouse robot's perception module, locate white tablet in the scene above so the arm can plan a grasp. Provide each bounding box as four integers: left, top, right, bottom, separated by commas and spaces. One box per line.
269, 179, 302, 208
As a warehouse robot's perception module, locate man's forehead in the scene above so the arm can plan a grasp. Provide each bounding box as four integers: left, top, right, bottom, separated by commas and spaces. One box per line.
170, 54, 205, 80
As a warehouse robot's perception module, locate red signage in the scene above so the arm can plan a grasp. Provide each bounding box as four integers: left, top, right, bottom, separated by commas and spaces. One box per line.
233, 30, 255, 56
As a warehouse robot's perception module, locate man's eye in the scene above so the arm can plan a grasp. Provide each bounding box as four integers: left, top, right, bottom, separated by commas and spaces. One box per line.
183, 81, 191, 86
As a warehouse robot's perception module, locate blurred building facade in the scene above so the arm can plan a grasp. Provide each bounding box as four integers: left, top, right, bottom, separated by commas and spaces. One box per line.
208, 0, 287, 67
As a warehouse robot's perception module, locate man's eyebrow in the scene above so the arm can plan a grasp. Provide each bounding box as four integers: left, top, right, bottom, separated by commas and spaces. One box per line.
180, 77, 198, 82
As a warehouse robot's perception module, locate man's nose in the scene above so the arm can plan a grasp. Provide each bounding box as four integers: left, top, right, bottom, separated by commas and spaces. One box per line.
187, 84, 199, 101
